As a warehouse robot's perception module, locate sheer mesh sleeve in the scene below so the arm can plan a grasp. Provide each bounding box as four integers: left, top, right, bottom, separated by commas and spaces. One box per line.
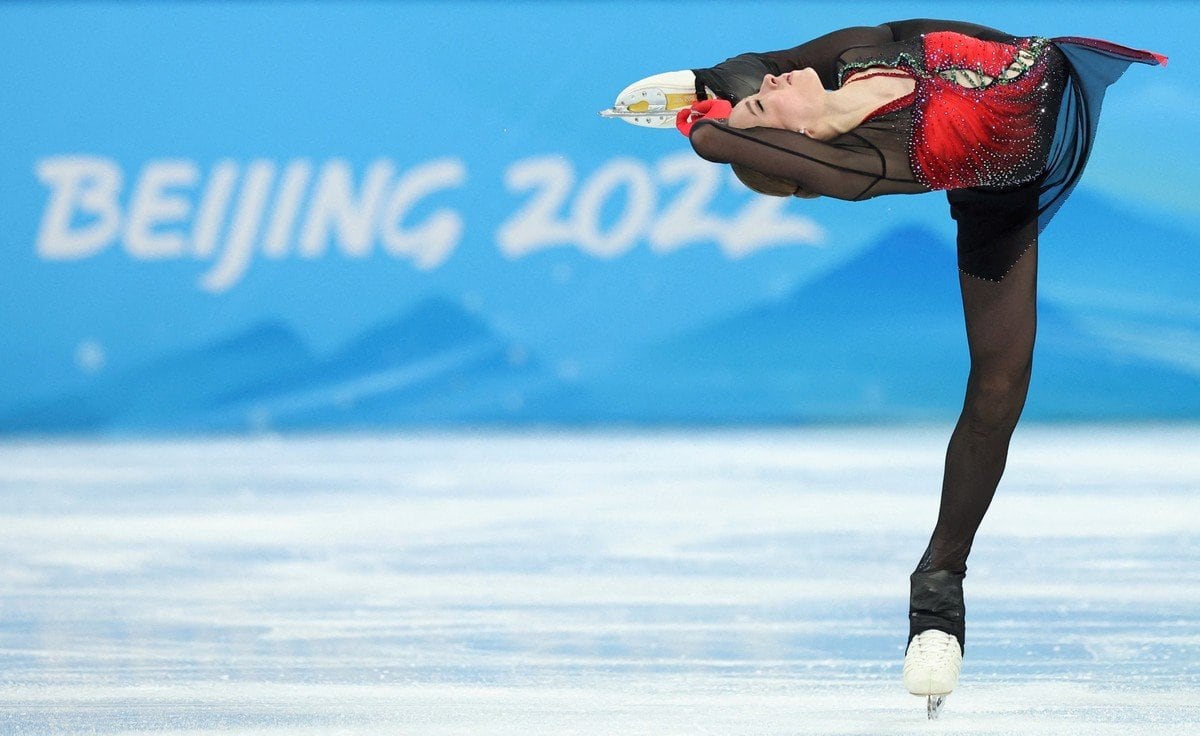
692, 20, 1014, 103
693, 25, 892, 101
689, 118, 929, 201
882, 19, 1014, 44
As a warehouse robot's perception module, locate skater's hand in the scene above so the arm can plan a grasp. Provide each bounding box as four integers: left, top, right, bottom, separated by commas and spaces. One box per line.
675, 99, 732, 136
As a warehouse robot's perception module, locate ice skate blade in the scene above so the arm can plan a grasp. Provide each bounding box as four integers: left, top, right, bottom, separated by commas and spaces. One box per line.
598, 107, 679, 128
927, 695, 947, 720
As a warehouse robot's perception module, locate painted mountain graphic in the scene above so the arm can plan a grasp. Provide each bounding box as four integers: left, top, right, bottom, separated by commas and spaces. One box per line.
1, 321, 313, 433
202, 296, 546, 431
528, 225, 1199, 423
1040, 189, 1200, 376
0, 297, 547, 433
1048, 189, 1200, 304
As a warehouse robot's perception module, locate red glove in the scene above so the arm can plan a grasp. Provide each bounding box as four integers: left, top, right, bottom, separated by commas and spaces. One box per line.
675, 99, 732, 137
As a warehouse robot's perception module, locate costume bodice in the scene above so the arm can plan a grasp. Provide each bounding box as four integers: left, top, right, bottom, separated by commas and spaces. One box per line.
833, 33, 1068, 190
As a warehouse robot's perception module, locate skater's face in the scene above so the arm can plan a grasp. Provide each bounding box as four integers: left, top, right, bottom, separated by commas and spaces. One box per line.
729, 68, 824, 133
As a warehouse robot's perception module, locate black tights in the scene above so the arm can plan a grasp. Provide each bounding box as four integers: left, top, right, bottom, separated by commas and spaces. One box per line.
916, 236, 1038, 575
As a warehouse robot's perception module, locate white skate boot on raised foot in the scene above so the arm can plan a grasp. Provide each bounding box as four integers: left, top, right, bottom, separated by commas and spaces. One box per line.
600, 70, 703, 128
903, 629, 963, 720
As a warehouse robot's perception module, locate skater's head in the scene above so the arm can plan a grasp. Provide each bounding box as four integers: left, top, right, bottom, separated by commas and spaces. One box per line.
728, 68, 825, 136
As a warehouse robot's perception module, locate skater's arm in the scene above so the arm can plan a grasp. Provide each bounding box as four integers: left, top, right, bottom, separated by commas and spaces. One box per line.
693, 20, 1014, 103
883, 19, 1014, 43
689, 120, 929, 201
694, 25, 892, 101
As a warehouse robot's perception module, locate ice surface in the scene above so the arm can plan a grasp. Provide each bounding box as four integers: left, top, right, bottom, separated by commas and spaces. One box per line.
0, 425, 1198, 734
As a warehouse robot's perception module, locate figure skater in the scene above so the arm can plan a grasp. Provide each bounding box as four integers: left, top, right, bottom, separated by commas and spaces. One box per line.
602, 18, 1166, 718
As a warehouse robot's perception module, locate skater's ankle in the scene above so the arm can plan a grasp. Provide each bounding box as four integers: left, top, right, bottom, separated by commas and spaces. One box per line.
909, 570, 966, 650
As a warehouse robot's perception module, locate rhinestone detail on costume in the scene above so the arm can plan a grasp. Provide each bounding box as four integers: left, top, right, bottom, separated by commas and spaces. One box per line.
836, 33, 1065, 192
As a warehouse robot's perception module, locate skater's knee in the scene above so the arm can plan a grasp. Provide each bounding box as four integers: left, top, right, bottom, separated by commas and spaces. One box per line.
961, 371, 1030, 434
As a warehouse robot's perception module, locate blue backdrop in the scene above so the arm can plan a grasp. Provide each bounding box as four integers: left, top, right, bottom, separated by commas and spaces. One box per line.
1, 1, 1196, 433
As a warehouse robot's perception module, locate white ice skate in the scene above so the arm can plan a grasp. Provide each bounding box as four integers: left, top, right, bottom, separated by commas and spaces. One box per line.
903, 629, 963, 720
599, 70, 704, 128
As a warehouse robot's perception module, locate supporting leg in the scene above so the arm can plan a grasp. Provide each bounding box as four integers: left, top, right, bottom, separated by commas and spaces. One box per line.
916, 237, 1039, 581
903, 234, 1038, 718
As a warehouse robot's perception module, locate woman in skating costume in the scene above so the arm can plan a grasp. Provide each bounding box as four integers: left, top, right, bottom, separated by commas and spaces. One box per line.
607, 18, 1166, 717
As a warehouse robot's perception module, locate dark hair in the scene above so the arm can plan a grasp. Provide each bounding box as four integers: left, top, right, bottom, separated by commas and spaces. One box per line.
731, 163, 819, 199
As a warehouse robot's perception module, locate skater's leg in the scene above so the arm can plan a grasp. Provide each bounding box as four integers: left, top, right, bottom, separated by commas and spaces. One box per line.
916, 234, 1039, 579
903, 227, 1037, 713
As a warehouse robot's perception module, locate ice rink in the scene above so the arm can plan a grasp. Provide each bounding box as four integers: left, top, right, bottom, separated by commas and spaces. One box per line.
1, 425, 1198, 735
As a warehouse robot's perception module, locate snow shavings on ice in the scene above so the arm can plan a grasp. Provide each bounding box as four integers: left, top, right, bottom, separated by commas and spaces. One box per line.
0, 425, 1197, 734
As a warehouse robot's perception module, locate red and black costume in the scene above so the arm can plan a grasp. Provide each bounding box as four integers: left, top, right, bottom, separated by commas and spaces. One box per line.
684, 19, 1165, 650
688, 20, 1165, 281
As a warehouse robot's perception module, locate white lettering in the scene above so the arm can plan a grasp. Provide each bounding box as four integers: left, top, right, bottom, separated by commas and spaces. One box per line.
201, 161, 276, 292
573, 158, 655, 258
35, 156, 123, 259
379, 158, 466, 270
34, 155, 474, 288
123, 160, 197, 258
299, 159, 394, 258
722, 170, 824, 257
497, 156, 576, 257
496, 153, 824, 260
191, 161, 239, 258
648, 153, 725, 254
263, 160, 312, 259
32, 151, 818, 294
